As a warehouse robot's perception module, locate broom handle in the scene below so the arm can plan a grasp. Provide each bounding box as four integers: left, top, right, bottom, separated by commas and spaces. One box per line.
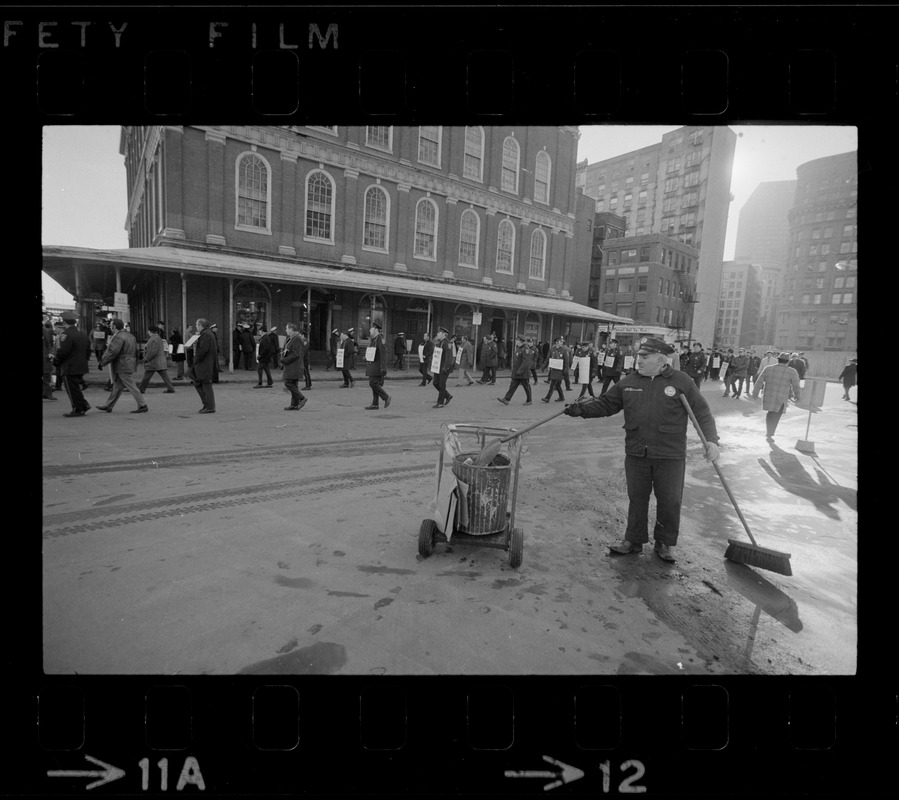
678, 394, 760, 547
497, 406, 571, 443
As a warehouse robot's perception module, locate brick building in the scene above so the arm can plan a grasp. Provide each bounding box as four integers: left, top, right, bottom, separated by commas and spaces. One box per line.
43, 125, 631, 366
714, 261, 764, 351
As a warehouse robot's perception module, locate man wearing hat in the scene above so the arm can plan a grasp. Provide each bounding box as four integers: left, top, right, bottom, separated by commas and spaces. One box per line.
280, 322, 309, 410
751, 352, 802, 440
563, 336, 720, 563
430, 327, 454, 408
238, 324, 256, 370
53, 312, 92, 417
393, 331, 407, 370
838, 357, 857, 401
137, 326, 178, 394
327, 328, 340, 371
97, 318, 148, 414
268, 326, 281, 369
756, 349, 778, 380
253, 325, 275, 388
497, 333, 534, 406
364, 322, 391, 410
684, 342, 707, 391
788, 352, 807, 381
418, 332, 434, 386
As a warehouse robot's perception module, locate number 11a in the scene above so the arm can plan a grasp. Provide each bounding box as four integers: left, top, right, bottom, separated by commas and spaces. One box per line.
139, 758, 170, 791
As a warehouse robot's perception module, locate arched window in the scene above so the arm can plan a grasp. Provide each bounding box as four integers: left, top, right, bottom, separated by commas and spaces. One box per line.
236, 153, 271, 232
463, 126, 484, 181
414, 198, 438, 259
501, 136, 520, 194
458, 209, 480, 267
305, 170, 335, 242
534, 151, 551, 205
357, 294, 386, 341
529, 229, 547, 280
495, 219, 515, 273
363, 185, 390, 252
453, 304, 474, 340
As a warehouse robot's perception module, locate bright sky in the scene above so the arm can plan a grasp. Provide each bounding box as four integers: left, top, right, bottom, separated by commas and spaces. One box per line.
41, 124, 858, 305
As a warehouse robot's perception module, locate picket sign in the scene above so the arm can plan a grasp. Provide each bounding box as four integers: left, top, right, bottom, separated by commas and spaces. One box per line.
418, 344, 426, 363
574, 356, 591, 385
365, 347, 377, 362
336, 349, 345, 368
712, 357, 721, 368
623, 355, 635, 370
604, 355, 616, 368
548, 357, 563, 371
430, 347, 443, 374
455, 348, 463, 365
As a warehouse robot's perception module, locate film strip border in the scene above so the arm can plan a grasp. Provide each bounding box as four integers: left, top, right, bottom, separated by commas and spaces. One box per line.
9, 678, 896, 796
3, 7, 898, 119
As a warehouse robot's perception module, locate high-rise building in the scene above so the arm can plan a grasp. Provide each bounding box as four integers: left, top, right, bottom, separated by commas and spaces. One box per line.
576, 125, 736, 347
734, 180, 796, 345
714, 261, 764, 350
778, 151, 857, 353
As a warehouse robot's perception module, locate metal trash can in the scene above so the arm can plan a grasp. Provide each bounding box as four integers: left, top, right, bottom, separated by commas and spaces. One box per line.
452, 452, 512, 535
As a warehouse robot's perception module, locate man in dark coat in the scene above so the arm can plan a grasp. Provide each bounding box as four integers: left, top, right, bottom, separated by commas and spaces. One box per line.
190, 318, 217, 413
138, 326, 177, 393
54, 312, 92, 416
788, 352, 807, 380
43, 320, 56, 400
364, 322, 391, 410
327, 328, 339, 371
600, 339, 624, 394
268, 327, 280, 369
684, 342, 708, 390
238, 324, 256, 370
301, 330, 312, 390
393, 331, 407, 370
496, 333, 534, 405
564, 336, 720, 563
430, 327, 453, 408
170, 328, 186, 380
338, 331, 356, 388
730, 347, 750, 398
541, 337, 568, 402
281, 322, 308, 410
477, 335, 497, 384
253, 327, 275, 388
419, 332, 434, 386
97, 318, 147, 414
838, 358, 857, 401
232, 325, 242, 369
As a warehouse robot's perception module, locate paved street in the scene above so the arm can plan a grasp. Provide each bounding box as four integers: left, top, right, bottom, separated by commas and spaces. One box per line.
42, 365, 857, 675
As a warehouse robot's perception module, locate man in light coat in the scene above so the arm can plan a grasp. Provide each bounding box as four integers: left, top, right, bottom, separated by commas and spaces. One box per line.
281, 322, 308, 410
137, 326, 177, 393
97, 318, 147, 413
455, 335, 475, 386
751, 351, 801, 441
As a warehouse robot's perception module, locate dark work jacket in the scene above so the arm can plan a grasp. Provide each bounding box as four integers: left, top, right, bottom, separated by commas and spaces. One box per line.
341, 337, 356, 369
481, 341, 497, 367
394, 335, 407, 356
576, 364, 719, 459
510, 344, 534, 379
686, 350, 707, 378
170, 331, 185, 362
547, 345, 568, 381
422, 338, 435, 364
192, 328, 218, 382
281, 334, 307, 380
54, 324, 91, 375
365, 334, 389, 377
257, 332, 274, 365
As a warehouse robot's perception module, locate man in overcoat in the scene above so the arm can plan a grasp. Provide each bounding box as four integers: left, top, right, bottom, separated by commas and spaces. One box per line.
541, 337, 568, 402
496, 333, 534, 405
393, 331, 407, 370
253, 327, 275, 388
364, 322, 391, 410
190, 318, 217, 413
281, 322, 308, 411
54, 312, 92, 416
97, 318, 147, 413
430, 327, 453, 408
419, 332, 434, 386
751, 351, 801, 440
137, 326, 177, 393
477, 335, 497, 384
684, 342, 707, 390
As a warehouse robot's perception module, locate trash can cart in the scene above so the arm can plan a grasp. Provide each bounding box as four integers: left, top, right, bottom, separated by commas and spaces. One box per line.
419, 424, 525, 568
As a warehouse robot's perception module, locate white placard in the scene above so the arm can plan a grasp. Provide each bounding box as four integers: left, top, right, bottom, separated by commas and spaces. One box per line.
113, 291, 129, 312
623, 356, 635, 370
365, 346, 377, 362
574, 356, 591, 384
455, 348, 463, 364
430, 347, 443, 374
92, 330, 106, 340
255, 343, 260, 357
184, 334, 200, 348
177, 344, 185, 355
472, 312, 482, 326
418, 344, 425, 363
604, 355, 616, 368
712, 357, 720, 368
548, 357, 563, 371
336, 349, 345, 368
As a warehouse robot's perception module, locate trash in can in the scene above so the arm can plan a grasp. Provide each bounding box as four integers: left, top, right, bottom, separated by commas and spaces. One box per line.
452, 452, 512, 535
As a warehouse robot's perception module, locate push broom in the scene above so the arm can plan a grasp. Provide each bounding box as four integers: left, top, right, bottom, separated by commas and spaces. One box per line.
679, 394, 793, 576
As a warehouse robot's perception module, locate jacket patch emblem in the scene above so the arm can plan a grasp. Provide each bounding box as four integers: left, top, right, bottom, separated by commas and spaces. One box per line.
664, 386, 676, 396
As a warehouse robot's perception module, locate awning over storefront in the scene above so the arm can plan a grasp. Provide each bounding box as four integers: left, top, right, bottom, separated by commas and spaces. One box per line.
42, 245, 633, 325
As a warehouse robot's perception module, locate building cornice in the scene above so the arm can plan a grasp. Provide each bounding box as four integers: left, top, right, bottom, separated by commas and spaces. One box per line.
191, 125, 574, 236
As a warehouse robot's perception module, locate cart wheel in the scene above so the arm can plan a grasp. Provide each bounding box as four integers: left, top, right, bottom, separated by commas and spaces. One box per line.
419, 519, 438, 558
508, 527, 524, 569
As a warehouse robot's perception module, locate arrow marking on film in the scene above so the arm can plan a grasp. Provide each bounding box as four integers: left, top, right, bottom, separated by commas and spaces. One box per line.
505, 755, 584, 791
47, 754, 126, 790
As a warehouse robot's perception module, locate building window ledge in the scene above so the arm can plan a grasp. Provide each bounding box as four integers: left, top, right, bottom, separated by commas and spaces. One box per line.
235, 223, 272, 236
303, 236, 335, 246
362, 245, 389, 255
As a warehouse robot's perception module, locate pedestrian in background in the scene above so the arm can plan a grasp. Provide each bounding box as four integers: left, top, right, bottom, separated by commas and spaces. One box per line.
239, 324, 256, 370
600, 339, 624, 395
730, 348, 750, 398
563, 336, 720, 563
208, 323, 222, 383
338, 331, 356, 388
745, 350, 761, 393
419, 332, 434, 386
231, 324, 242, 369
496, 335, 507, 371
685, 342, 707, 390
430, 327, 453, 408
253, 326, 275, 388
541, 337, 568, 403
720, 349, 735, 397
756, 350, 778, 381
456, 334, 475, 386
364, 322, 391, 410
281, 323, 308, 411
301, 330, 312, 390
184, 325, 197, 375
788, 352, 807, 381
170, 328, 186, 380
43, 319, 56, 401
527, 337, 540, 385
574, 342, 597, 399
92, 321, 108, 367
268, 327, 281, 370
838, 358, 858, 401
327, 328, 339, 371
751, 351, 801, 441
138, 326, 177, 394
54, 312, 92, 417
189, 318, 217, 414
97, 318, 147, 414
393, 331, 407, 370
497, 333, 533, 406
478, 335, 497, 385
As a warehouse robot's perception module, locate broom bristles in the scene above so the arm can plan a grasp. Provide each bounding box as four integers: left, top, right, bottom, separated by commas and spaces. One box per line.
724, 539, 793, 576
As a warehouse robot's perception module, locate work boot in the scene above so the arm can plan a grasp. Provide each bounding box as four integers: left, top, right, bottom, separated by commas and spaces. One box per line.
654, 541, 676, 562
609, 540, 643, 555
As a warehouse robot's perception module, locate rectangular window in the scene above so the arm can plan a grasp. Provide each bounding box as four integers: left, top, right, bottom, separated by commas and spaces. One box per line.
608, 251, 619, 266
802, 295, 811, 305
534, 156, 550, 204
620, 248, 638, 263
833, 277, 844, 289
609, 197, 619, 208
638, 190, 648, 205
365, 126, 392, 150
637, 275, 648, 292
842, 224, 854, 237
840, 241, 851, 253
846, 277, 856, 288
684, 170, 700, 187
595, 200, 605, 212
640, 172, 649, 185
663, 197, 675, 212
823, 227, 833, 238
623, 193, 632, 206
831, 293, 842, 305
846, 206, 857, 218
664, 177, 679, 193
812, 228, 821, 239
666, 159, 681, 173
617, 277, 634, 293
842, 293, 853, 304
639, 246, 650, 262
418, 126, 441, 166
813, 294, 822, 305
634, 301, 646, 320
625, 176, 634, 187
589, 284, 600, 301
605, 278, 615, 294
616, 303, 632, 318
463, 127, 483, 180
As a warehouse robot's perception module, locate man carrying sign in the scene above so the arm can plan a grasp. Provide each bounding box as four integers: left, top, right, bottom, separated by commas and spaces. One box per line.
563, 337, 720, 563
430, 327, 453, 408
497, 333, 534, 406
600, 339, 623, 395
364, 322, 391, 410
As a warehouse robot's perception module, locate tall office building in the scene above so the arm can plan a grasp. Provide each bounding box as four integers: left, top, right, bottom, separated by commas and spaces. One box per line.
715, 261, 763, 350
577, 125, 736, 346
778, 151, 857, 353
734, 180, 796, 345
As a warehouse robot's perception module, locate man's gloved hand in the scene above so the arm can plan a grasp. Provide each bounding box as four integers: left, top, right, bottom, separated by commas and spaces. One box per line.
704, 442, 720, 463
563, 402, 582, 417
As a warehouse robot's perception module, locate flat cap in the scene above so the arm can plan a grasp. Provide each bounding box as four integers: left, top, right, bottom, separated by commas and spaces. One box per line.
636, 336, 674, 355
